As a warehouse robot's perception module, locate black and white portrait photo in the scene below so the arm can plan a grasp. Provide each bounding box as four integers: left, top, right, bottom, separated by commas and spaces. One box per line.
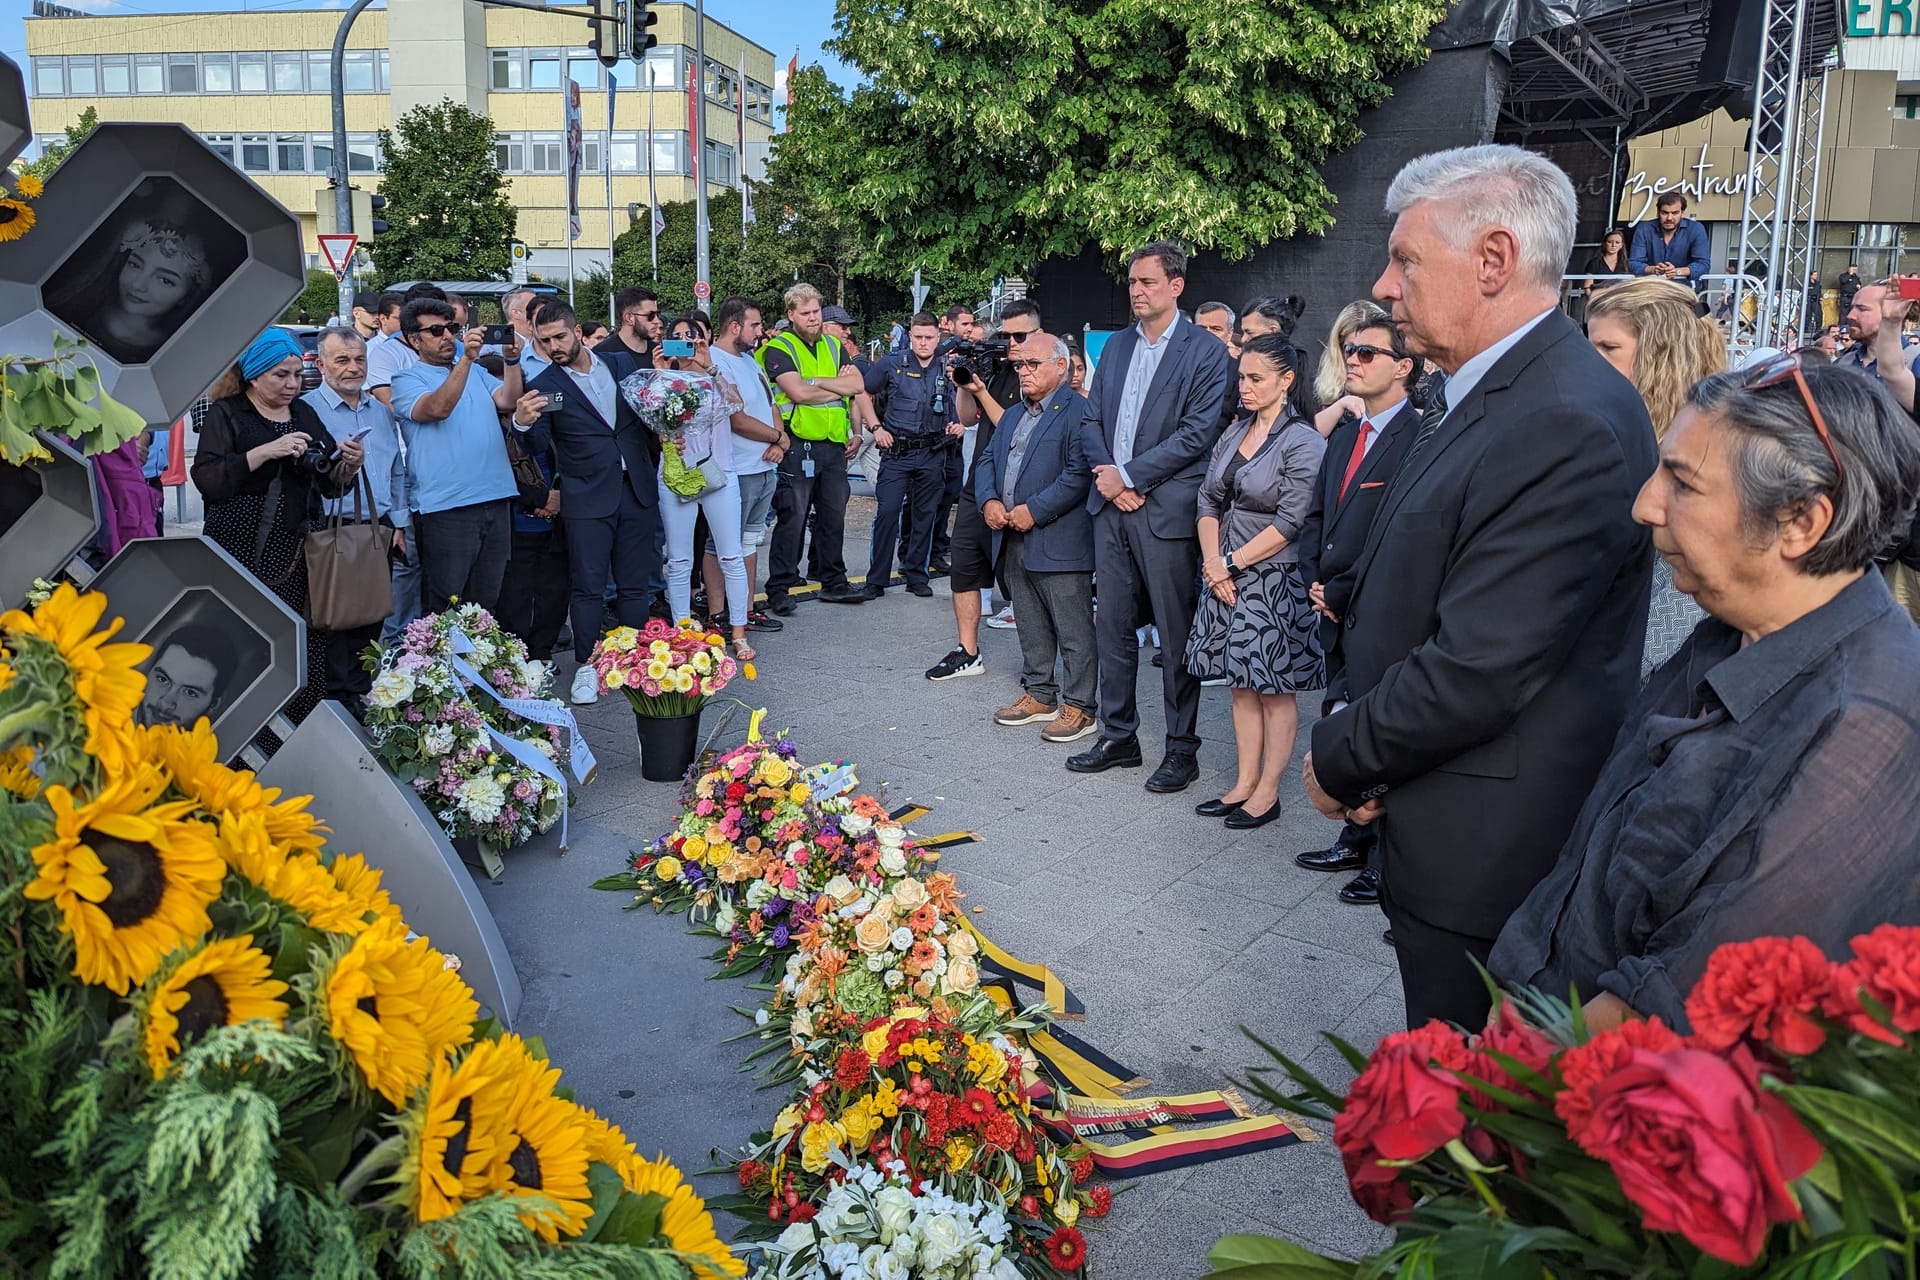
41, 177, 243, 366
134, 588, 271, 732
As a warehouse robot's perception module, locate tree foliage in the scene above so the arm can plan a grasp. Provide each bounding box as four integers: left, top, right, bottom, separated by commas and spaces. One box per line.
778, 0, 1447, 281
374, 100, 516, 286
284, 269, 341, 324
20, 106, 99, 180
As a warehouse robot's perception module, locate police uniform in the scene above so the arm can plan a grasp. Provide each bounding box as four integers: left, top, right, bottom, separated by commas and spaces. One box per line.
862, 348, 954, 592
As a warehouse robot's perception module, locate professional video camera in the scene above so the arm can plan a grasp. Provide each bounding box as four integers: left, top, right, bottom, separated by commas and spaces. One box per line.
944, 336, 1011, 385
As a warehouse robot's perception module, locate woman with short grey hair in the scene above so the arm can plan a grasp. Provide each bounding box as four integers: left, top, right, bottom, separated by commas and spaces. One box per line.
1491, 357, 1920, 1035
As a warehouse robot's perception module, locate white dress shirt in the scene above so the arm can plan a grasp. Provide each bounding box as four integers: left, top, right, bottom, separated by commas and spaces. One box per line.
1431, 309, 1558, 425
1111, 311, 1183, 487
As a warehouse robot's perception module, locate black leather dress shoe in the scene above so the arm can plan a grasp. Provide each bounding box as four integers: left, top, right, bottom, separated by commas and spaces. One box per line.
1382, 928, 1396, 946
851, 582, 885, 601
906, 582, 934, 597
1294, 844, 1368, 874
1224, 802, 1281, 830
1194, 796, 1244, 818
765, 596, 798, 617
1144, 752, 1199, 793
1065, 736, 1143, 773
819, 585, 871, 604
1338, 867, 1381, 905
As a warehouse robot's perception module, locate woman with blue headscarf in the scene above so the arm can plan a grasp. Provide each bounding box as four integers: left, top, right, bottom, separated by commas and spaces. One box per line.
191, 328, 364, 724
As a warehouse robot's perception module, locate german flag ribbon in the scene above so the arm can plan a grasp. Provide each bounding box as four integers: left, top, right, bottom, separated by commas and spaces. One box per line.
960, 917, 1085, 1019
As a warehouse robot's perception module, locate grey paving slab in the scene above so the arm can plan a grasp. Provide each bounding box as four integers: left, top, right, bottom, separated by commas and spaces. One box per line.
459, 527, 1407, 1279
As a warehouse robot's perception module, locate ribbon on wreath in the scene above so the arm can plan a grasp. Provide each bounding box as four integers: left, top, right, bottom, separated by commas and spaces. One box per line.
1022, 1070, 1309, 1177
960, 916, 1085, 1019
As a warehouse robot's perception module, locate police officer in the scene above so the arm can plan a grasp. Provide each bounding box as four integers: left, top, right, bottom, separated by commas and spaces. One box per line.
857, 312, 957, 599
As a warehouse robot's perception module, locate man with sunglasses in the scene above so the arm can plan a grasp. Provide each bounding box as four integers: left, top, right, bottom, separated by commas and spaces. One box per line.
599, 286, 663, 366
1292, 308, 1421, 907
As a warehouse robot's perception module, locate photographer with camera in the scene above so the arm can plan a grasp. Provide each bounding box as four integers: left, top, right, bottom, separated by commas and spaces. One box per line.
192, 328, 365, 725
855, 313, 954, 600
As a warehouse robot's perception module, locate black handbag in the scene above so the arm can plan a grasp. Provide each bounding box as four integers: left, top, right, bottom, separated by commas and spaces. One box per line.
498, 414, 551, 508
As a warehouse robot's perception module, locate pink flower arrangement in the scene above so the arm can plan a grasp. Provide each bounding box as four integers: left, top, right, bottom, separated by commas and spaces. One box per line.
589, 616, 749, 718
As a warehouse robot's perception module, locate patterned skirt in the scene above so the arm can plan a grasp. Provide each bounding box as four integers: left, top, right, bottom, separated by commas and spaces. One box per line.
1185, 558, 1325, 695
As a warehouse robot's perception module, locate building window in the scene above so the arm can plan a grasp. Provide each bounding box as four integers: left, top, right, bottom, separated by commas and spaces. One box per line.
644, 49, 679, 88
347, 133, 379, 173
65, 57, 97, 96
528, 131, 566, 173
655, 130, 683, 174
703, 59, 734, 108
276, 133, 306, 171
100, 55, 129, 94
341, 49, 376, 92
307, 52, 330, 92
494, 132, 524, 172
582, 131, 603, 174
529, 49, 561, 90
377, 50, 390, 90
239, 134, 271, 172
168, 54, 199, 94
134, 54, 164, 94
202, 133, 235, 164
32, 58, 62, 98
608, 58, 637, 89
202, 53, 232, 92
312, 135, 333, 173
745, 78, 773, 124
491, 48, 521, 90
271, 51, 304, 93
236, 52, 267, 93
568, 50, 600, 89
705, 139, 735, 185
1899, 94, 1920, 120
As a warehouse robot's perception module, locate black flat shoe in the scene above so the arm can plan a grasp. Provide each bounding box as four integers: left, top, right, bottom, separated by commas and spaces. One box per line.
819, 586, 871, 604
1144, 752, 1199, 793
1382, 928, 1396, 946
1194, 796, 1244, 818
1224, 802, 1280, 829
1065, 736, 1143, 773
1338, 867, 1382, 905
1295, 844, 1368, 873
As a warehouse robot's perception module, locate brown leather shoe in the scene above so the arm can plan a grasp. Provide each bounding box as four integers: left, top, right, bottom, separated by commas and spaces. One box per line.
994, 693, 1057, 726
1041, 706, 1098, 743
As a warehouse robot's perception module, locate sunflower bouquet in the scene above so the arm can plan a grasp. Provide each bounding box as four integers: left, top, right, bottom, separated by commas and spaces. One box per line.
361, 605, 570, 851
0, 585, 740, 1279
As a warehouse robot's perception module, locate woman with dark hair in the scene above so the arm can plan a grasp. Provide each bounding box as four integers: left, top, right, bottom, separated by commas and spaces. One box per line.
44, 186, 230, 364
1187, 333, 1326, 829
1582, 227, 1630, 300
1493, 359, 1920, 1032
191, 329, 364, 724
1237, 295, 1307, 342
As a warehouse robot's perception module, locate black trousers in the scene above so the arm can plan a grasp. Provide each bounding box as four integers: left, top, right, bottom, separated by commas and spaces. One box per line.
768, 440, 850, 597
324, 621, 382, 702
1380, 872, 1497, 1030
869, 449, 943, 588
414, 500, 512, 615
499, 523, 572, 658
562, 486, 659, 663
930, 443, 965, 562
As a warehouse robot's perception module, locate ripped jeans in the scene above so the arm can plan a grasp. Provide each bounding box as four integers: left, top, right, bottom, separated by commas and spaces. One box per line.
658, 470, 747, 626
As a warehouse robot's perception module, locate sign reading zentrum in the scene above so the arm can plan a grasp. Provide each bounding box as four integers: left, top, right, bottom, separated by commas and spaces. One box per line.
1617, 144, 1773, 224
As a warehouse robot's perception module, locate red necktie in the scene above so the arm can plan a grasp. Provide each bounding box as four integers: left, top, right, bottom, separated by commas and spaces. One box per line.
1337, 419, 1373, 504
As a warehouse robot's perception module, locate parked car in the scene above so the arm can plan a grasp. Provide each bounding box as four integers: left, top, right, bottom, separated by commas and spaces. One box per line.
273, 324, 324, 391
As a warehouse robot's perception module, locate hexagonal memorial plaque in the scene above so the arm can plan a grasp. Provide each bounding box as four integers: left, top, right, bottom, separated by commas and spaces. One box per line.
88, 535, 305, 751
0, 122, 304, 427
0, 54, 28, 174
0, 434, 99, 608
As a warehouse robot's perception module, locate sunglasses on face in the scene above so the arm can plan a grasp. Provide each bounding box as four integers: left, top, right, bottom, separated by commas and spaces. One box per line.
1343, 342, 1398, 363
409, 323, 460, 339
1745, 354, 1845, 491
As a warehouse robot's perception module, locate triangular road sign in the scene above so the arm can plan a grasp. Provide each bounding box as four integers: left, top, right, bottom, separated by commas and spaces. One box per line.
317, 233, 358, 279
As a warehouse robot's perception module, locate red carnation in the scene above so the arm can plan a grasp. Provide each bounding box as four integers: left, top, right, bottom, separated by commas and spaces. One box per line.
982, 1110, 1020, 1151
1471, 1002, 1559, 1098
736, 1159, 767, 1191
726, 781, 747, 801
787, 1201, 817, 1225
1827, 924, 1920, 1044
833, 1047, 872, 1091
1069, 1153, 1096, 1185
1085, 1185, 1113, 1218
1332, 1021, 1476, 1223
1687, 936, 1836, 1056
1554, 1017, 1685, 1134
1560, 1041, 1820, 1264
1044, 1226, 1088, 1272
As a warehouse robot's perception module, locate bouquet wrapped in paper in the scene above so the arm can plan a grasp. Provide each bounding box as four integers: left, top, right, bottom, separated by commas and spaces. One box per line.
621, 368, 729, 498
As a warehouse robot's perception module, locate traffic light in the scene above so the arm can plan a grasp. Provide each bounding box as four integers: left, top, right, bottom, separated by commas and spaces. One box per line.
629, 0, 658, 60
590, 0, 619, 68
367, 191, 388, 238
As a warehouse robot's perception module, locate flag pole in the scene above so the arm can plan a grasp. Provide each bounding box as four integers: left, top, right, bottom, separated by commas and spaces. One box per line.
737, 51, 747, 237
606, 66, 617, 326
646, 74, 659, 281
693, 0, 710, 298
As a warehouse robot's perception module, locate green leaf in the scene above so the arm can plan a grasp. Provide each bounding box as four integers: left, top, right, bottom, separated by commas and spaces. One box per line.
591, 1188, 667, 1247
576, 1161, 627, 1244
1207, 1234, 1355, 1276
1757, 1235, 1896, 1280
1787, 1086, 1920, 1172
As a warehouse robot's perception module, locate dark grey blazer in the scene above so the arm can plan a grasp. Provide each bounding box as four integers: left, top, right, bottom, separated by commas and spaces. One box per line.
1077, 314, 1233, 539
974, 388, 1095, 574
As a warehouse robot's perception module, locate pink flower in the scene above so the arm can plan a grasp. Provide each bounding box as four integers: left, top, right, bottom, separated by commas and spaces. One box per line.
641, 679, 662, 696
695, 799, 715, 816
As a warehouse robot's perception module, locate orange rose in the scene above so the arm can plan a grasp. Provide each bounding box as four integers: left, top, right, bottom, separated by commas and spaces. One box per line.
854, 913, 894, 954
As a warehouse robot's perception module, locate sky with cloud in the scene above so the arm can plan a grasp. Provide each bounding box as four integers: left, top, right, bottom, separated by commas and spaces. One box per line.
0, 0, 852, 92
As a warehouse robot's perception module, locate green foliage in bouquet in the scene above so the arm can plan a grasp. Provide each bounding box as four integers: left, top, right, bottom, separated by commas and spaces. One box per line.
0, 335, 146, 465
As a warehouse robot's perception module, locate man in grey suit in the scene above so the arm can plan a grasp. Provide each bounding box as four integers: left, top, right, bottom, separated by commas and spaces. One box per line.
1068, 242, 1235, 791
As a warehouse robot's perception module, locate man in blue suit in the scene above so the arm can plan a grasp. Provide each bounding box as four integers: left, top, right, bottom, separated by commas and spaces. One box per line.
974, 333, 1098, 745
1069, 242, 1234, 792
511, 299, 662, 705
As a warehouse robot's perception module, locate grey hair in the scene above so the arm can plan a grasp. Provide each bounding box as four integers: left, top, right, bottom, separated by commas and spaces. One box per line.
1030, 333, 1071, 363
1385, 144, 1577, 292
1314, 300, 1392, 405
1195, 301, 1235, 321
1686, 362, 1920, 575
317, 326, 367, 355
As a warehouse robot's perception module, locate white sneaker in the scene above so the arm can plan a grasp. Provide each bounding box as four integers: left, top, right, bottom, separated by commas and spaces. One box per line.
984, 606, 1017, 630
570, 664, 600, 705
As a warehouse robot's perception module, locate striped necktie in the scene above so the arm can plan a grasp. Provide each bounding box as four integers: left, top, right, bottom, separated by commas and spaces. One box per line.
1399, 377, 1449, 469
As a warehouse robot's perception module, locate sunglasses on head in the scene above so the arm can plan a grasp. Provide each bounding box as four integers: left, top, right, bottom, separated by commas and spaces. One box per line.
409, 322, 460, 339
1342, 342, 1399, 363
1744, 354, 1844, 491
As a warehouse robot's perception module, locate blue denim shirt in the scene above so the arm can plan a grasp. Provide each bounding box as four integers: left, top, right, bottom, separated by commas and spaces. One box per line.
303, 382, 412, 527
1627, 218, 1712, 291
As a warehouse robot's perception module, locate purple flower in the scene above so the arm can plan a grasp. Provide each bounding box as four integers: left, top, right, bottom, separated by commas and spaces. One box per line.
765, 896, 787, 918
770, 924, 790, 949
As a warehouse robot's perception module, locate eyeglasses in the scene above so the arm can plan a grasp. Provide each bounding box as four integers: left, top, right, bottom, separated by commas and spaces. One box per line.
1342, 342, 1398, 363
408, 323, 460, 339
1745, 353, 1844, 491
1010, 358, 1058, 372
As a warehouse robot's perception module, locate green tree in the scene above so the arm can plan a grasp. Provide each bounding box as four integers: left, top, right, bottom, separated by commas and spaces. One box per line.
373, 99, 516, 285
778, 0, 1446, 282
281, 268, 342, 323
20, 106, 99, 180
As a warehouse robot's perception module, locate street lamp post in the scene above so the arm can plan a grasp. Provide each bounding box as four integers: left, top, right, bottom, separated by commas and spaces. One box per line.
329, 0, 381, 323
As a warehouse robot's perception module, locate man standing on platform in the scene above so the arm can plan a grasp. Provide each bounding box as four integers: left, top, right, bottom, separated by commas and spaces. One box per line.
858, 313, 956, 600
1068, 241, 1233, 792
1304, 145, 1656, 1030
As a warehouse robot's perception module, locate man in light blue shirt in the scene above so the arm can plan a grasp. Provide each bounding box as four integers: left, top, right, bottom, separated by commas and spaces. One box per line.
302, 327, 416, 710
389, 297, 539, 614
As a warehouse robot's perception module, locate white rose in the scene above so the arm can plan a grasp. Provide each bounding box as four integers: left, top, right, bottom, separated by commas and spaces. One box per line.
367, 668, 415, 709
990, 1258, 1023, 1280
840, 814, 873, 837
714, 901, 737, 934
746, 880, 775, 909
878, 846, 908, 877
876, 824, 906, 849
917, 1214, 965, 1271
822, 874, 857, 904
773, 1222, 814, 1253
754, 1008, 770, 1028
421, 725, 455, 757
889, 926, 914, 952
866, 953, 886, 972
883, 968, 904, 989
873, 1186, 914, 1244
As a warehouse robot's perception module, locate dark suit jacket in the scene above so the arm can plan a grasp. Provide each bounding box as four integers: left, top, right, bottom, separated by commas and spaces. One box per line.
1078, 315, 1233, 539
523, 352, 658, 520
1296, 400, 1419, 691
974, 388, 1095, 573
1309, 311, 1657, 939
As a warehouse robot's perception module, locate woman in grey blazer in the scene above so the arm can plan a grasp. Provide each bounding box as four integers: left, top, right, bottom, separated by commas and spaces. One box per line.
1188, 334, 1328, 829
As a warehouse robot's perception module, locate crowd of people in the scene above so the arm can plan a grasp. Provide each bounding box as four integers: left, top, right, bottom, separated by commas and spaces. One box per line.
170, 140, 1920, 1036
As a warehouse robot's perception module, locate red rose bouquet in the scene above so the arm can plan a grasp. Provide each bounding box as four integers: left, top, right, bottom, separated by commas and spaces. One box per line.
1212, 931, 1920, 1277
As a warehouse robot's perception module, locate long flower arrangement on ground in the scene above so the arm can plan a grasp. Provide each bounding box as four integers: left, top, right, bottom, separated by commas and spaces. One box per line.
596, 727, 1114, 1277
0, 585, 739, 1279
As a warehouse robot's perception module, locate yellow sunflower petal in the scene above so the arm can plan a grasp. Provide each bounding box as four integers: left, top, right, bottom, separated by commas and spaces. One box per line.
324, 917, 476, 1106
141, 934, 289, 1078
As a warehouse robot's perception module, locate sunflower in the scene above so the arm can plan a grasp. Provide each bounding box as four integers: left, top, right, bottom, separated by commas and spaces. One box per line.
324, 917, 476, 1106
149, 719, 327, 855
0, 198, 36, 242
15, 172, 43, 198
396, 1039, 518, 1223
493, 1053, 594, 1242
0, 585, 149, 777
632, 1157, 742, 1280
24, 766, 224, 993
327, 852, 403, 926
141, 934, 289, 1077
218, 811, 369, 934
0, 744, 41, 799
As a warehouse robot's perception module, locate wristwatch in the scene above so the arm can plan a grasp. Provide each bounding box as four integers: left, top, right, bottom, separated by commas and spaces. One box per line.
1225, 553, 1246, 580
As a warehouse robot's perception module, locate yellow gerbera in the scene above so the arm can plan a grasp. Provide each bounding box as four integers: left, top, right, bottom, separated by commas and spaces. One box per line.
324, 917, 476, 1106
491, 1044, 594, 1242
141, 934, 289, 1077
15, 172, 43, 198
219, 811, 369, 934
397, 1038, 518, 1222
328, 852, 403, 926
23, 766, 223, 993
148, 719, 327, 855
0, 585, 150, 776
0, 197, 36, 242
0, 743, 41, 799
626, 1156, 743, 1279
